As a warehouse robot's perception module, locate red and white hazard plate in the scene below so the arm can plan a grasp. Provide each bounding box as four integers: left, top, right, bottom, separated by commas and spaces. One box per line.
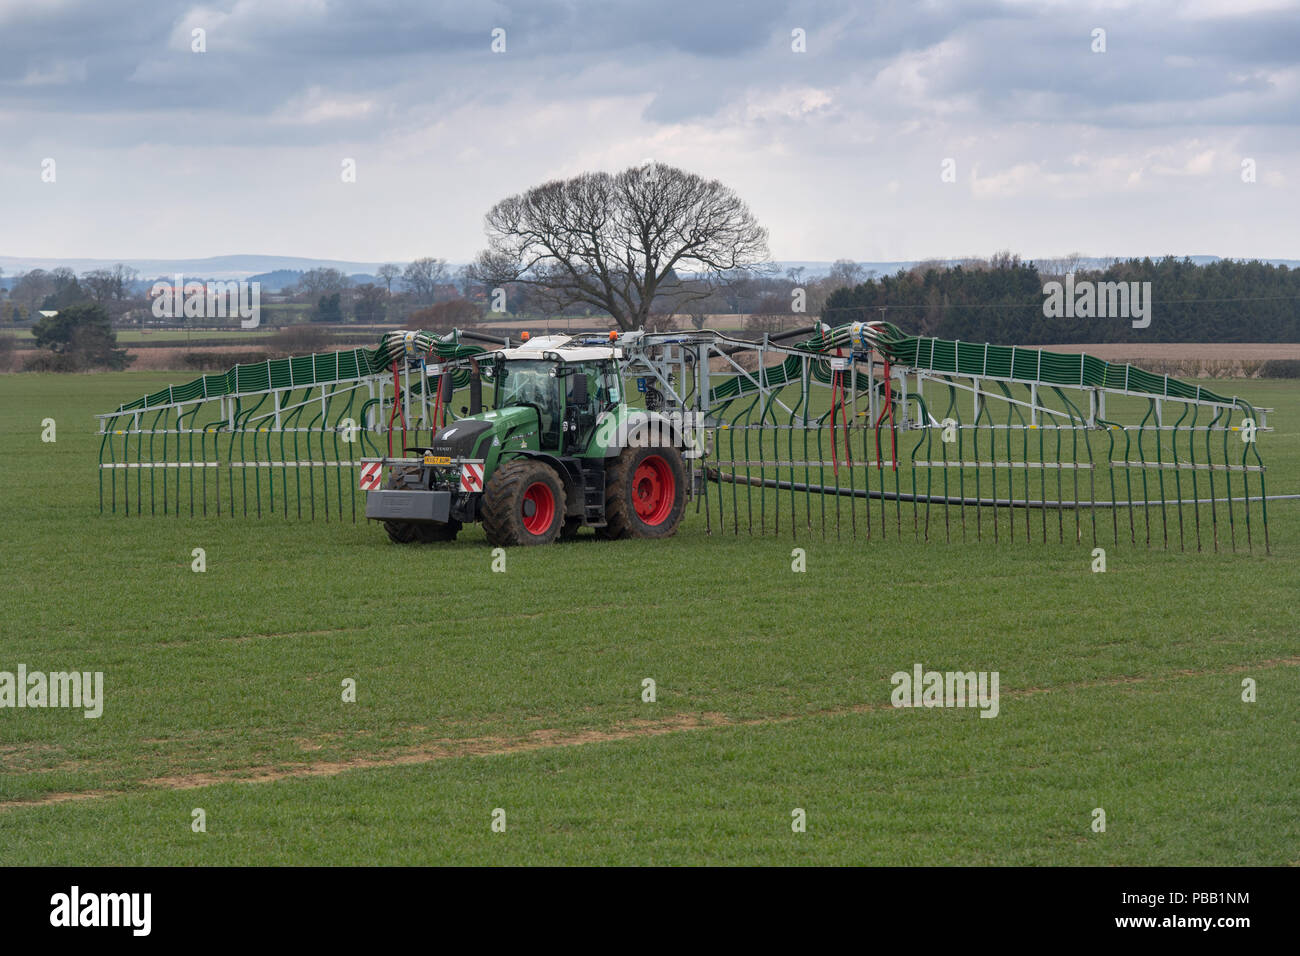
359, 461, 384, 491
459, 463, 484, 492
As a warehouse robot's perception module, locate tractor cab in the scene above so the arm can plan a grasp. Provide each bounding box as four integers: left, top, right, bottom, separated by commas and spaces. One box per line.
493, 358, 562, 446
488, 341, 622, 454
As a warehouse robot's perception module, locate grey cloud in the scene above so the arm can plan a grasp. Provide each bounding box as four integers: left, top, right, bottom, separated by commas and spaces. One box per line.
2, 0, 1297, 262
3, 1, 1297, 132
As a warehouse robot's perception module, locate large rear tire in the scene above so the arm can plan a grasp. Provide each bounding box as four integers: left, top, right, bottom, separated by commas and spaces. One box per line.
599, 445, 687, 540
383, 465, 460, 544
481, 458, 565, 547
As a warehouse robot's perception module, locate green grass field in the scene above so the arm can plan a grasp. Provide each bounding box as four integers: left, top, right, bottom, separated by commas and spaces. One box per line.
4, 328, 280, 343
0, 371, 1296, 865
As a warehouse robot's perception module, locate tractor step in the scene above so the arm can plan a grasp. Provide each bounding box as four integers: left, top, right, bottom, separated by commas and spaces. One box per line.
581, 462, 606, 526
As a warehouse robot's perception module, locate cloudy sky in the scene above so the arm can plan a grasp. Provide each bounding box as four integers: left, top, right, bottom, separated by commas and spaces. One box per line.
2, 0, 1297, 265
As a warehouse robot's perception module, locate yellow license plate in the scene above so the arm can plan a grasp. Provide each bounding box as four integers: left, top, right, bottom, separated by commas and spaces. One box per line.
424, 455, 451, 466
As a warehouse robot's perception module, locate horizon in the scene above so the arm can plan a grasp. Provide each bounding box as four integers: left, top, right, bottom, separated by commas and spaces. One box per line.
4, 252, 1300, 285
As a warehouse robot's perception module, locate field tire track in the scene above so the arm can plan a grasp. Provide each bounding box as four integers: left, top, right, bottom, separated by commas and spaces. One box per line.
2, 657, 1295, 812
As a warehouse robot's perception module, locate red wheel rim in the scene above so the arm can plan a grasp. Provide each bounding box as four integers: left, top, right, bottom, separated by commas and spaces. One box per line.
632, 455, 675, 526
521, 481, 556, 534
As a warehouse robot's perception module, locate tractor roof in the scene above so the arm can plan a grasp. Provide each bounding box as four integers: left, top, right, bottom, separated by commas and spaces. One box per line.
496, 335, 622, 362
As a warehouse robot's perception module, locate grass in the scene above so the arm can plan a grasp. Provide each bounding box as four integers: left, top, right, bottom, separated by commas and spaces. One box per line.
4, 328, 279, 343
0, 370, 1296, 864
113, 329, 278, 343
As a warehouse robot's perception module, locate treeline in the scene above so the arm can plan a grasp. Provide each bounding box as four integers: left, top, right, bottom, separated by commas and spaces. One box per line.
0, 260, 487, 332
822, 256, 1300, 344
2, 265, 138, 323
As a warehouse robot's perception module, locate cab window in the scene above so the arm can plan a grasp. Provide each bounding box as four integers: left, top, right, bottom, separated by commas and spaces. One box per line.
496, 360, 559, 416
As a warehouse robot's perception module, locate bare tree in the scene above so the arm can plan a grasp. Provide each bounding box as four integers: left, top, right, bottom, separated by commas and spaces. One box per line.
11, 269, 53, 316
82, 269, 118, 305
826, 259, 865, 288
402, 257, 447, 304
745, 292, 793, 333
112, 263, 138, 298
408, 298, 481, 333
1039, 251, 1083, 278
49, 267, 80, 299
471, 163, 769, 331
296, 268, 351, 300
353, 283, 387, 323
681, 280, 728, 330
454, 264, 478, 298
376, 263, 400, 294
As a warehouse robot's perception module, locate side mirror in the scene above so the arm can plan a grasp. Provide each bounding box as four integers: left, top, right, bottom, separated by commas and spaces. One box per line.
440, 374, 453, 402
570, 373, 589, 406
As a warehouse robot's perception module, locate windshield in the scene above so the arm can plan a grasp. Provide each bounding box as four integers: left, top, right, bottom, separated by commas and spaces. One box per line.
495, 360, 560, 415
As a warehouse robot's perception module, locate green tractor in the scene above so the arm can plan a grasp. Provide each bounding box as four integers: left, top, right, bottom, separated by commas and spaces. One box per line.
365, 335, 693, 546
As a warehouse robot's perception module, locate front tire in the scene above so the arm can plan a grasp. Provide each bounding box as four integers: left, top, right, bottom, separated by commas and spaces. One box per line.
600, 446, 687, 540
481, 458, 565, 546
